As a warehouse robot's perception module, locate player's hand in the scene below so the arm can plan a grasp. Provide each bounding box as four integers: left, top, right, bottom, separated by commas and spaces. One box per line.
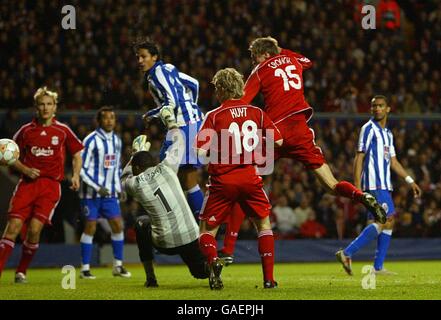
160, 106, 178, 130
24, 167, 40, 179
132, 135, 151, 154
411, 183, 422, 198
98, 187, 110, 197
70, 174, 80, 191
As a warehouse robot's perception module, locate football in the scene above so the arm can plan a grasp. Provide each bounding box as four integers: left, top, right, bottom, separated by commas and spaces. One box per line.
0, 138, 20, 166
132, 135, 151, 153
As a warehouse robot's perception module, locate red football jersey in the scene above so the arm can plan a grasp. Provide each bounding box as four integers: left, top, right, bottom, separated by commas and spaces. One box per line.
195, 99, 282, 176
243, 48, 313, 124
13, 118, 84, 181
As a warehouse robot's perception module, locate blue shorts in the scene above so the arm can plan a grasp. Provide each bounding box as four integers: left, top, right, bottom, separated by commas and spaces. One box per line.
366, 190, 395, 220
80, 197, 121, 221
160, 121, 203, 169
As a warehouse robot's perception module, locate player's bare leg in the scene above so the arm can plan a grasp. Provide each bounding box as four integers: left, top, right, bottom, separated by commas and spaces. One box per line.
2, 218, 23, 241
313, 163, 386, 223
251, 216, 277, 289
108, 217, 130, 278
199, 221, 224, 290
15, 218, 44, 283
0, 218, 23, 278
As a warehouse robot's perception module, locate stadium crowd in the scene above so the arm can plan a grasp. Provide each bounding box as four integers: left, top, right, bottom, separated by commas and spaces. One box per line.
0, 0, 440, 243
0, 0, 440, 113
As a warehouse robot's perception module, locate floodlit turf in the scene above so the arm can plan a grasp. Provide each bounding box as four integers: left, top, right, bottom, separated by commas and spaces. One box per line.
0, 261, 440, 300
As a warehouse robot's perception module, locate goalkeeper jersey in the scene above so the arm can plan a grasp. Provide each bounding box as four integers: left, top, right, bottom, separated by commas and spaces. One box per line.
122, 131, 199, 248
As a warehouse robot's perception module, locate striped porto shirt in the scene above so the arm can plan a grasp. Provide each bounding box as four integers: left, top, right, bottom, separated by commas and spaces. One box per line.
143, 61, 204, 127
79, 128, 122, 199
358, 118, 396, 191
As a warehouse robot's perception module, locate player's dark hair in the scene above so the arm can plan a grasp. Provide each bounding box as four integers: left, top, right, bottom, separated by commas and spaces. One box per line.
96, 106, 115, 124
132, 151, 156, 172
371, 95, 388, 105
133, 37, 161, 59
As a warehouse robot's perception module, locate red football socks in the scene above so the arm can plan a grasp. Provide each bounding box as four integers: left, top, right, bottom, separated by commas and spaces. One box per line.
335, 181, 363, 202
0, 238, 15, 276
199, 233, 218, 264
16, 241, 39, 275
258, 230, 275, 282
221, 209, 245, 255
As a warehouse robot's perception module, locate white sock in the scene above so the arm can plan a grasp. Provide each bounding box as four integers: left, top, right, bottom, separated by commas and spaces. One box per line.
81, 264, 90, 272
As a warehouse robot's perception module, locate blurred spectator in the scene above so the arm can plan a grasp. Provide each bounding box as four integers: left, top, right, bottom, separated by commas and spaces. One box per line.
0, 109, 22, 138
299, 210, 327, 239
423, 200, 441, 237
402, 93, 422, 113
272, 196, 297, 239
293, 197, 313, 228
377, 0, 401, 30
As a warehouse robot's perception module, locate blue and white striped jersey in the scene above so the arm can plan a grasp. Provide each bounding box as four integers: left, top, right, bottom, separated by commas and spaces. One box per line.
79, 128, 122, 199
358, 119, 396, 191
144, 61, 204, 127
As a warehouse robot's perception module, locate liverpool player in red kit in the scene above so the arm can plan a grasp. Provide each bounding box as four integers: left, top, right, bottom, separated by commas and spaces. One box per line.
219, 37, 387, 262
195, 68, 283, 290
0, 87, 83, 283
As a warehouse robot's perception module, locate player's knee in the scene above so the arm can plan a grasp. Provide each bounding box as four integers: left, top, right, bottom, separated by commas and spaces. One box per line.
383, 217, 395, 230
84, 221, 97, 235
110, 219, 123, 234
27, 225, 42, 240
5, 221, 22, 239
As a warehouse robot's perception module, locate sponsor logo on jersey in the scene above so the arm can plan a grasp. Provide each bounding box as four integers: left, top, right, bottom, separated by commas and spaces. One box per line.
40, 130, 47, 136
31, 146, 54, 157
104, 154, 116, 168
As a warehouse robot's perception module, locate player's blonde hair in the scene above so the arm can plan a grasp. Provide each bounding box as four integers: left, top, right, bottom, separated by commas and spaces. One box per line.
33, 86, 58, 105
249, 36, 279, 57
211, 68, 244, 101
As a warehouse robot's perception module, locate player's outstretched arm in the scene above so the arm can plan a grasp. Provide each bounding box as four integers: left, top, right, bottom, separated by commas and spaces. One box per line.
391, 156, 422, 198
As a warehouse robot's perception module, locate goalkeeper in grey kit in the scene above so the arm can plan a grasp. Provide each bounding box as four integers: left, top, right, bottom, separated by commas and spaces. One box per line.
121, 107, 208, 287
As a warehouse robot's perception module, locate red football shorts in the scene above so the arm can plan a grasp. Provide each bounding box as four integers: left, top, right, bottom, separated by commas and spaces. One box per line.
274, 113, 325, 170
8, 178, 61, 225
200, 167, 272, 228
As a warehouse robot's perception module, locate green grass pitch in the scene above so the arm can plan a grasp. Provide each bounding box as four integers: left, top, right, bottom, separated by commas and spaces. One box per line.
0, 261, 440, 300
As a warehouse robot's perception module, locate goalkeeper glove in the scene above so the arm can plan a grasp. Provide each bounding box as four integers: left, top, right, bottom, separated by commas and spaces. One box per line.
160, 106, 178, 130
132, 135, 151, 154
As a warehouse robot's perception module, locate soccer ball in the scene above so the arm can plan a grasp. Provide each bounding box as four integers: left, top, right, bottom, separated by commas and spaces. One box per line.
0, 138, 20, 166
132, 135, 151, 154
